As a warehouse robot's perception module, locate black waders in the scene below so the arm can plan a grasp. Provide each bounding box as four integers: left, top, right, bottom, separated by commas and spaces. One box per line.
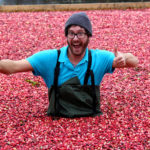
47, 50, 102, 119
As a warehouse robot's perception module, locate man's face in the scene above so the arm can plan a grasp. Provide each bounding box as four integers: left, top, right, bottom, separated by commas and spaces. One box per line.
67, 25, 89, 56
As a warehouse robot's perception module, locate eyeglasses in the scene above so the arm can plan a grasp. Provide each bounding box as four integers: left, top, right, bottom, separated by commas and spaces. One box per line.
67, 32, 87, 39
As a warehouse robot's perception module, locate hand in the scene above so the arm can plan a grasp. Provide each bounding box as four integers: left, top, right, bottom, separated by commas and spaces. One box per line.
113, 48, 126, 68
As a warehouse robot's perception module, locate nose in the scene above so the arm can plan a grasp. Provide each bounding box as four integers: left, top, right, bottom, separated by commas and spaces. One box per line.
73, 34, 79, 40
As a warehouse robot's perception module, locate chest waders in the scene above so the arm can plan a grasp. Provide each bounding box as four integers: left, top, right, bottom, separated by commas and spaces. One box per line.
47, 50, 102, 118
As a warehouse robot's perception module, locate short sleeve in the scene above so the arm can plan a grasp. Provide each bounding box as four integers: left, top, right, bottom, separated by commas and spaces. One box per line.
91, 49, 115, 85
26, 49, 58, 87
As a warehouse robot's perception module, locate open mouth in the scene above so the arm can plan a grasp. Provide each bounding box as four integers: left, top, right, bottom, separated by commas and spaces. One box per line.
72, 44, 81, 49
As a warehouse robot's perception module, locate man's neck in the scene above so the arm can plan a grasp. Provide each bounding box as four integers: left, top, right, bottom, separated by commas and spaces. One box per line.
68, 48, 86, 66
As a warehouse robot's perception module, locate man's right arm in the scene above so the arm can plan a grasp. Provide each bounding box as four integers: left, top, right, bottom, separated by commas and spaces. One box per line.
0, 59, 33, 75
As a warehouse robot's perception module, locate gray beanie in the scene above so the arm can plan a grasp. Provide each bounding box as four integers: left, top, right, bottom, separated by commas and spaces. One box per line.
65, 12, 92, 37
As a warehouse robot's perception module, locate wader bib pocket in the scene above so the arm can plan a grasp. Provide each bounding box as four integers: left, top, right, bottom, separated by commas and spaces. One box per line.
47, 50, 102, 118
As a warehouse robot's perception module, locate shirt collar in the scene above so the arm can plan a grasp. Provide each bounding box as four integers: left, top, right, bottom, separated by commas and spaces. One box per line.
59, 46, 89, 65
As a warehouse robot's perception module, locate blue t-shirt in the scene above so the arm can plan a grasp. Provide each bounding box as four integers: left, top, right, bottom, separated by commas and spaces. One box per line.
26, 46, 115, 88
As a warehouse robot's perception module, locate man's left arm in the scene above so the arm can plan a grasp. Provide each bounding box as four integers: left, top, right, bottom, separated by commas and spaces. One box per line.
112, 49, 139, 68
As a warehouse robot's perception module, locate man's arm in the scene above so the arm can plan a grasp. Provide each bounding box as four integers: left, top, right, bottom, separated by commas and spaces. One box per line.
112, 49, 139, 68
0, 59, 33, 75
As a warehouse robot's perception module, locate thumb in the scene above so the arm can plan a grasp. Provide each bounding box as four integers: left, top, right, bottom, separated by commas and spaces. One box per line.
114, 47, 118, 57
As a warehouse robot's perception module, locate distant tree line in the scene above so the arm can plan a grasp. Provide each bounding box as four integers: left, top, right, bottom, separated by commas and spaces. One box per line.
0, 0, 148, 5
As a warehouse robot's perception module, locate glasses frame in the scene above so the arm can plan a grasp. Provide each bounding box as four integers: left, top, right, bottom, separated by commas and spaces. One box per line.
67, 32, 87, 39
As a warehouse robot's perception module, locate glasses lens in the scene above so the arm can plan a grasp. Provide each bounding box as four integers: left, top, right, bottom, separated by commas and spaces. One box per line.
78, 33, 85, 38
68, 32, 74, 38
68, 32, 86, 39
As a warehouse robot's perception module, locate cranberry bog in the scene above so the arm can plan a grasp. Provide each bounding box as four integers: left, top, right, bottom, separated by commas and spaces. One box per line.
0, 9, 149, 149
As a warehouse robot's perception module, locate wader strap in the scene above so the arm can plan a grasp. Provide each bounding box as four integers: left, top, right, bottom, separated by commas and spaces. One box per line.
54, 50, 60, 115
90, 70, 96, 113
84, 50, 97, 113
84, 50, 92, 85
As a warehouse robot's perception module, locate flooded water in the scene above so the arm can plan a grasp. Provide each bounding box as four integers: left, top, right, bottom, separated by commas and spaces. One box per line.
0, 0, 148, 5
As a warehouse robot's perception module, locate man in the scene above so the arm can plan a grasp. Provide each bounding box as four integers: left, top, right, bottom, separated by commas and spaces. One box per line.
0, 12, 138, 118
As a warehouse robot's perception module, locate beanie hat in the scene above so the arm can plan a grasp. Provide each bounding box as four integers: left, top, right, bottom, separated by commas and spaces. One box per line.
65, 12, 92, 37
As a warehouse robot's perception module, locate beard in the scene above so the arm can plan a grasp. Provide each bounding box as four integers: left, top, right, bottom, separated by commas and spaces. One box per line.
67, 38, 89, 56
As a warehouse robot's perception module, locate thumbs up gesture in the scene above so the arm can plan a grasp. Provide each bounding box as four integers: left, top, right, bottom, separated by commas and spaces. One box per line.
113, 48, 126, 68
